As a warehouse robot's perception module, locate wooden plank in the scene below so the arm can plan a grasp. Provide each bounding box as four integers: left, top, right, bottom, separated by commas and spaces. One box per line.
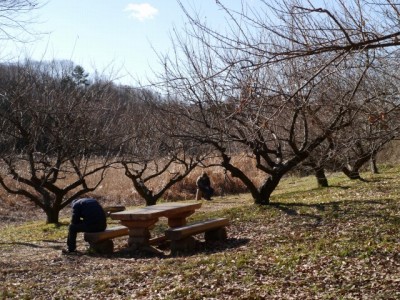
165, 218, 229, 240
103, 206, 126, 213
84, 226, 129, 243
110, 202, 202, 221
103, 206, 126, 217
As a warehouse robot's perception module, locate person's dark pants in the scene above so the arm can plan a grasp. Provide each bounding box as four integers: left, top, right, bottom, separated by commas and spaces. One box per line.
67, 222, 106, 252
201, 187, 214, 200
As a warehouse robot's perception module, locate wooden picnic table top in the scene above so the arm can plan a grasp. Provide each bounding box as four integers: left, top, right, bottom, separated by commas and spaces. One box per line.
110, 201, 202, 221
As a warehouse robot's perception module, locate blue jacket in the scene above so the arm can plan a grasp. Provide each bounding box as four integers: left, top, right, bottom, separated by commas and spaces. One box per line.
71, 198, 106, 227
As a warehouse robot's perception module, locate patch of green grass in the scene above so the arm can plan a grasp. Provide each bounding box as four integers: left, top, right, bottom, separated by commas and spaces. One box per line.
0, 219, 69, 245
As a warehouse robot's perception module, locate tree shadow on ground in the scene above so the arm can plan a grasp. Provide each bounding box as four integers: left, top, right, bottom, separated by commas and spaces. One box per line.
274, 185, 351, 201
326, 185, 351, 189
269, 198, 400, 227
0, 242, 43, 248
186, 237, 250, 256
103, 237, 250, 259
270, 202, 324, 226
0, 239, 65, 250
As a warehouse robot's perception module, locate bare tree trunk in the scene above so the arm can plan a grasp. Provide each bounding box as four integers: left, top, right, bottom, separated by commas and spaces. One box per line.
341, 166, 364, 181
45, 208, 60, 224
342, 153, 371, 181
257, 173, 283, 205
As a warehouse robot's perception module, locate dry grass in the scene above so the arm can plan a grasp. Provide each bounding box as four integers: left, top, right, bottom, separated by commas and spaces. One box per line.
1, 143, 398, 208
81, 153, 270, 204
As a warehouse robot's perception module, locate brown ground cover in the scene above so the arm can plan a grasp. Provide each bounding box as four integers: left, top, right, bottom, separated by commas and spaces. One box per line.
1, 169, 400, 299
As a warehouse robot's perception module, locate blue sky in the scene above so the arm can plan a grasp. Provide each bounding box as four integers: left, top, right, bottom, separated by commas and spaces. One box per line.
2, 0, 244, 86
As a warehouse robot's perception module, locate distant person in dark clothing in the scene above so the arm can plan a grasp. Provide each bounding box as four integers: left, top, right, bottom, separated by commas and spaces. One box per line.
64, 198, 107, 253
196, 172, 214, 200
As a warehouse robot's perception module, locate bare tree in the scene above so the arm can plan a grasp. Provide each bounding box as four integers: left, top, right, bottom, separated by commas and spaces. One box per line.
118, 89, 209, 205
152, 0, 400, 204
339, 112, 398, 181
333, 57, 400, 180
301, 53, 400, 185
0, 61, 123, 223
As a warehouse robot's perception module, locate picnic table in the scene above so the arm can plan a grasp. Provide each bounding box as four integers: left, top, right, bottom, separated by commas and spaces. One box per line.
110, 201, 202, 253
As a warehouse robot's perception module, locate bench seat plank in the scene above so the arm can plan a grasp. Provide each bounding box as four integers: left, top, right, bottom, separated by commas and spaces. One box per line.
84, 226, 129, 244
165, 218, 229, 240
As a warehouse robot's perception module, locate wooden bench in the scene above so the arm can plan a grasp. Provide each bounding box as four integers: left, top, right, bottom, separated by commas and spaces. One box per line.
84, 225, 129, 254
165, 218, 229, 254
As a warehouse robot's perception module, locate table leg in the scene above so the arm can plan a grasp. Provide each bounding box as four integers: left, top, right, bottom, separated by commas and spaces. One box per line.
167, 210, 195, 228
121, 219, 158, 249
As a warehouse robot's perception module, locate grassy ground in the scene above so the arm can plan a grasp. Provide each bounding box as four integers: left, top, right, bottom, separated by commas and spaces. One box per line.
1, 167, 400, 299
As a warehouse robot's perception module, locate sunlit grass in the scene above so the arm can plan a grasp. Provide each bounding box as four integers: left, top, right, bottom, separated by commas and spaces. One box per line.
0, 219, 69, 244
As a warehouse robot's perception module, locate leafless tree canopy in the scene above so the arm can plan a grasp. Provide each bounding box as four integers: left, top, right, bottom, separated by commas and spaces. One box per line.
153, 0, 400, 204
0, 61, 124, 223
0, 0, 40, 41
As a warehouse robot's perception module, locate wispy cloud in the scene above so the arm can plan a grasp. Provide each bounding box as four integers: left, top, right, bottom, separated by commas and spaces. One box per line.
125, 3, 158, 21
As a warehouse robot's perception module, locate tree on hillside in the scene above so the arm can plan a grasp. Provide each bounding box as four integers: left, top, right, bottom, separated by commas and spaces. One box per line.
61, 65, 90, 88
153, 0, 400, 204
0, 61, 124, 223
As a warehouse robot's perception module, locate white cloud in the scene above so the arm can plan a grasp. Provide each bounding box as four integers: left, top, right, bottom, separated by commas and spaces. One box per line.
125, 3, 158, 21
